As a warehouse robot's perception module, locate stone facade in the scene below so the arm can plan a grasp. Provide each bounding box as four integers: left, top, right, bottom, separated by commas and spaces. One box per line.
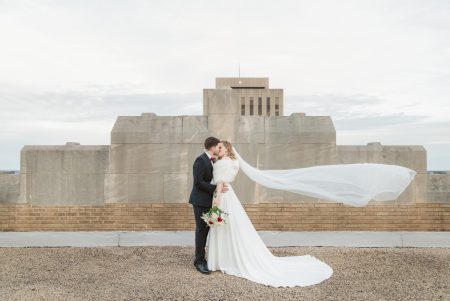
19, 143, 109, 205
0, 172, 19, 203
426, 172, 450, 203
205, 77, 284, 117
0, 77, 449, 231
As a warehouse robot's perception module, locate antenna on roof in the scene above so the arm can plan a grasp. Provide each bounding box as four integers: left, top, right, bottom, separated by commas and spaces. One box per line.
238, 63, 240, 78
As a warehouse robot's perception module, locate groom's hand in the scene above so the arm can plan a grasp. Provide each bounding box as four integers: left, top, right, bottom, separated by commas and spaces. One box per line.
221, 184, 229, 193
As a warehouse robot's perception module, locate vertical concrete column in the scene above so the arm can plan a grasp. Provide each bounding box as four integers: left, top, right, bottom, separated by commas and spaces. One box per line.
204, 89, 241, 141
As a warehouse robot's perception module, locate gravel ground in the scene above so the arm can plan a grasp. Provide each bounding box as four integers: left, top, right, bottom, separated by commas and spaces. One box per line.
0, 246, 449, 301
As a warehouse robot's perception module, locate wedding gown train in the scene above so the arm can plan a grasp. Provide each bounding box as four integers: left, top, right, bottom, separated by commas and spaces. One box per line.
207, 158, 333, 287
206, 148, 416, 287
207, 182, 334, 287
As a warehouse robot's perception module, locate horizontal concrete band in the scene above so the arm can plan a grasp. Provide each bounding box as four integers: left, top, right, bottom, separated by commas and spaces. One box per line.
0, 231, 449, 248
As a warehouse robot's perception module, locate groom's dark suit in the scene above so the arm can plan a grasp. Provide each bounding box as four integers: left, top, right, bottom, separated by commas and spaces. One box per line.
189, 152, 217, 265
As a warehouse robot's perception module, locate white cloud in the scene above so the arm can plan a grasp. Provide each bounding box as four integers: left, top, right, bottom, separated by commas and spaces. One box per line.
0, 0, 449, 170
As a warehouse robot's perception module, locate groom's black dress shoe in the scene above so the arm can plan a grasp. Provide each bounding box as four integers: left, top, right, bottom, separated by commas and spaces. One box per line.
194, 262, 211, 274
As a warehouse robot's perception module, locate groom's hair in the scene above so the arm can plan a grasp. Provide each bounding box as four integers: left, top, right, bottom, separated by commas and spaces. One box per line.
204, 137, 220, 150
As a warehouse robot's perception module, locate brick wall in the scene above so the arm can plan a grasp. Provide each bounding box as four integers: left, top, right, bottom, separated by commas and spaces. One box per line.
0, 203, 449, 231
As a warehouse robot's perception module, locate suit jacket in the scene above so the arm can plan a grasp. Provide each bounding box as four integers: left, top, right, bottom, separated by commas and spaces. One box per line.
189, 153, 217, 208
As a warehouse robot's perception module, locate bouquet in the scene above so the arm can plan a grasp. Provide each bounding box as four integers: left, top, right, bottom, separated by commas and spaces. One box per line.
201, 205, 229, 227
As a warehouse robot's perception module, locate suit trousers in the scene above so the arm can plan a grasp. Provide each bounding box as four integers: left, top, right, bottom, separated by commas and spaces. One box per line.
192, 204, 211, 265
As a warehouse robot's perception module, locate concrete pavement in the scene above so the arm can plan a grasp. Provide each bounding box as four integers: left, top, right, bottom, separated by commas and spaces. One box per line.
0, 231, 449, 248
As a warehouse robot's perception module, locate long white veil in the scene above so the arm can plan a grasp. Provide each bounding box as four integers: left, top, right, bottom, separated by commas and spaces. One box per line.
232, 147, 417, 207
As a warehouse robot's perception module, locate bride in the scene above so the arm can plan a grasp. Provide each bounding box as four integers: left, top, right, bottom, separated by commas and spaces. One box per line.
206, 140, 416, 287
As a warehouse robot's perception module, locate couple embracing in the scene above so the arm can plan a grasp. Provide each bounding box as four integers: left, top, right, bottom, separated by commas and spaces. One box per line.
188, 137, 332, 288
187, 136, 416, 287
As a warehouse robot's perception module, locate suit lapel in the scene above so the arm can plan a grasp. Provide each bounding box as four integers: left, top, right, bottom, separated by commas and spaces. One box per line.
201, 153, 213, 175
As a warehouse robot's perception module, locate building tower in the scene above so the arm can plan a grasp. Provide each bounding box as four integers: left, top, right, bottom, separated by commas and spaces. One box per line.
203, 77, 284, 116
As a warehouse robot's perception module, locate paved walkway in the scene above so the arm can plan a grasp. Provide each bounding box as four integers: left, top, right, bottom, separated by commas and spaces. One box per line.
0, 231, 449, 248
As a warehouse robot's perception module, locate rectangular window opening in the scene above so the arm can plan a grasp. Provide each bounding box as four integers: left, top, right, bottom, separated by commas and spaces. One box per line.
258, 97, 262, 115
275, 97, 279, 116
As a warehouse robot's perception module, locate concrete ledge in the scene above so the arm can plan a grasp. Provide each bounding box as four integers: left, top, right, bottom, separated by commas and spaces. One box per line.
0, 231, 449, 248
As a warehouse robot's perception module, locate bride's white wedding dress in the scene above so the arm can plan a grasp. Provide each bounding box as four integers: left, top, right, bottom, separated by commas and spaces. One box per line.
206, 148, 416, 287
207, 158, 333, 287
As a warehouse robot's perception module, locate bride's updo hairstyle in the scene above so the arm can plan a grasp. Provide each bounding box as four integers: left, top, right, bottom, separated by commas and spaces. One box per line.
221, 140, 236, 159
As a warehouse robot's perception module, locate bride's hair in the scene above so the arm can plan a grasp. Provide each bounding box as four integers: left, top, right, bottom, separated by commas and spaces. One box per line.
221, 140, 236, 159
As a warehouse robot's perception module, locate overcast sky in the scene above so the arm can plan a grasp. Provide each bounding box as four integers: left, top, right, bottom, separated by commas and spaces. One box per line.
1, 0, 449, 171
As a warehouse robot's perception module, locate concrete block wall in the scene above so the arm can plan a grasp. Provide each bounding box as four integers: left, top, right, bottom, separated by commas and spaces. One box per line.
107, 113, 209, 204
107, 99, 338, 204
427, 172, 450, 203
19, 143, 109, 205
10, 112, 439, 206
0, 172, 19, 203
2, 89, 447, 210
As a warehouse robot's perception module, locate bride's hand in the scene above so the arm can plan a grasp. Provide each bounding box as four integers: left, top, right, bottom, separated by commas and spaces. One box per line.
221, 183, 229, 193
212, 197, 220, 207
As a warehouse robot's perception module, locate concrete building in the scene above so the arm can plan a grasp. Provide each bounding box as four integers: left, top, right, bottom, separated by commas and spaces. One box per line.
204, 77, 283, 117
0, 77, 449, 232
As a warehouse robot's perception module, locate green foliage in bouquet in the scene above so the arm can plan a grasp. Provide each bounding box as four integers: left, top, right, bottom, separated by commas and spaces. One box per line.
201, 205, 229, 227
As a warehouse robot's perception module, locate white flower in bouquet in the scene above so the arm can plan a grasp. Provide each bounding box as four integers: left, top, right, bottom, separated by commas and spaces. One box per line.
201, 205, 229, 227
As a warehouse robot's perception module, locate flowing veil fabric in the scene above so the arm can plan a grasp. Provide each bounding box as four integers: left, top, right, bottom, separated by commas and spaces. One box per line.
232, 147, 417, 207
207, 148, 416, 287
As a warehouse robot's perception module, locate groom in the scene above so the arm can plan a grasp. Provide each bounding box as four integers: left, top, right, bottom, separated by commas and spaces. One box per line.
189, 136, 228, 274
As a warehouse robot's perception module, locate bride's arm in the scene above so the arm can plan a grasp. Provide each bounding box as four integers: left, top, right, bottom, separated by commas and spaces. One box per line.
212, 158, 236, 206
212, 182, 225, 206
